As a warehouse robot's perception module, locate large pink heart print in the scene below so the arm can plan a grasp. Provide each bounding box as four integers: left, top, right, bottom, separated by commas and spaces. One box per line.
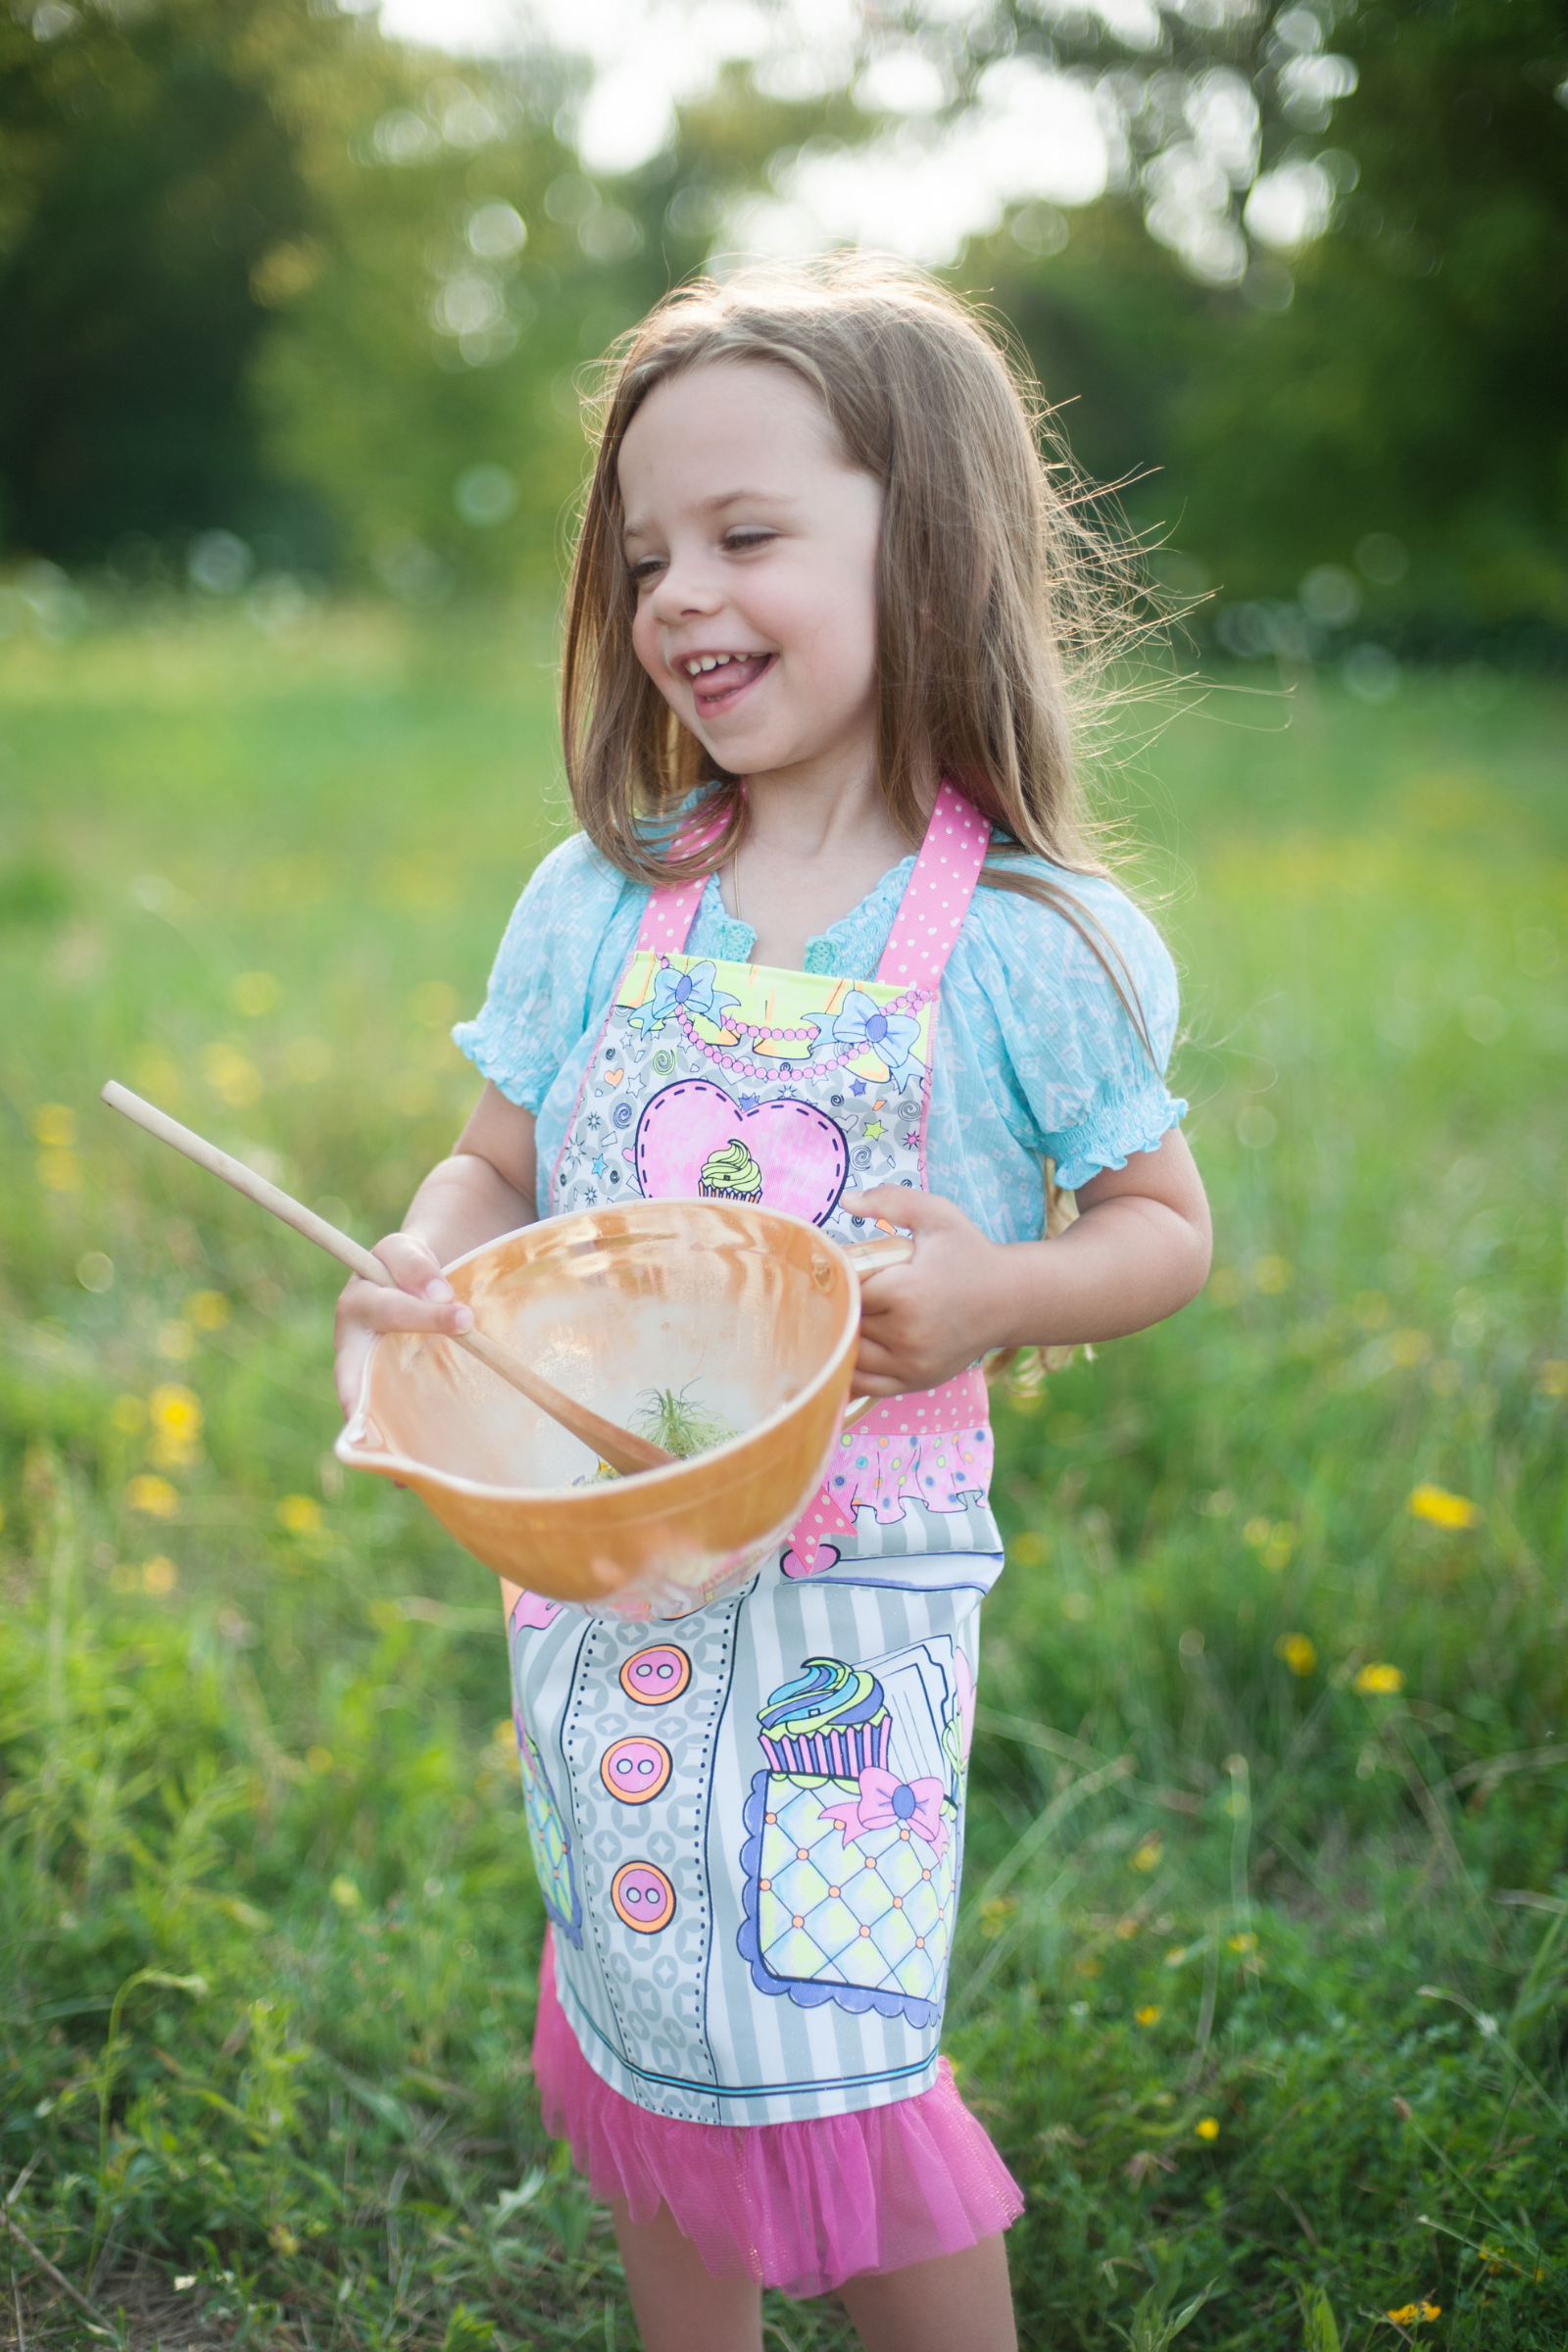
634, 1081, 850, 1227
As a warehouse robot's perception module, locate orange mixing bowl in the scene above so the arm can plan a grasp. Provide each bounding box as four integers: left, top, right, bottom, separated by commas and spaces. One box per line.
335, 1200, 903, 1615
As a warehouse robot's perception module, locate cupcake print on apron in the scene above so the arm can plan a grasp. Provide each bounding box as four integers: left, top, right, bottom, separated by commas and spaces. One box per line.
738, 1647, 964, 2027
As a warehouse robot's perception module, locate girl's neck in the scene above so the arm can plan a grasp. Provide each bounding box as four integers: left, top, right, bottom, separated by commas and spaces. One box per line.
720, 758, 930, 972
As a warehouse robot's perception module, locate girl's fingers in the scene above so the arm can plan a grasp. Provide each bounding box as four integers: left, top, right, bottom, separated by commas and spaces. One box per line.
372, 1231, 453, 1298
339, 1275, 473, 1336
333, 1265, 473, 1414
853, 1185, 967, 1235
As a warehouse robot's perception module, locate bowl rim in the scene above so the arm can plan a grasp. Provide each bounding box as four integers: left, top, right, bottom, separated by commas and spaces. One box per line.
334, 1197, 862, 1503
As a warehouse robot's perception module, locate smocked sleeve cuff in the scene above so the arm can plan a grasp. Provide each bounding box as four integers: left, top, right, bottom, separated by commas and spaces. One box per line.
1047, 1079, 1188, 1195
452, 1006, 554, 1112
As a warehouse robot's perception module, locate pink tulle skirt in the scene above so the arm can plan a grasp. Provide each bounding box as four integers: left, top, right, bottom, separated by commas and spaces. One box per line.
532, 1931, 1023, 2300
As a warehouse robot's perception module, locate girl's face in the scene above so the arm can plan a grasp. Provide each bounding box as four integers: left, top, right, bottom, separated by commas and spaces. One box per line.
618, 361, 883, 788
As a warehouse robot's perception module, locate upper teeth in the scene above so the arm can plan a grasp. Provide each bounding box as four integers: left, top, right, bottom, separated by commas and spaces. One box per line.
686, 654, 738, 675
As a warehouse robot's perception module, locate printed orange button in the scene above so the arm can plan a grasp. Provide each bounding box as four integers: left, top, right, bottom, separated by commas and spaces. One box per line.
612, 1861, 675, 1933
600, 1737, 672, 1804
619, 1645, 691, 1705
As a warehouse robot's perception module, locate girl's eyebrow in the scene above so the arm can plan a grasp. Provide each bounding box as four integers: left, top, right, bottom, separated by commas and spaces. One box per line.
621, 487, 800, 546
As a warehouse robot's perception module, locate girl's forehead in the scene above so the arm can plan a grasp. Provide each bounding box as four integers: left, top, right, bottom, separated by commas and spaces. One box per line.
616, 360, 849, 514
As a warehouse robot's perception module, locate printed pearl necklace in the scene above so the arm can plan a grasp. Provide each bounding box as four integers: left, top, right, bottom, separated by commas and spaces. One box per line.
657, 956, 929, 1085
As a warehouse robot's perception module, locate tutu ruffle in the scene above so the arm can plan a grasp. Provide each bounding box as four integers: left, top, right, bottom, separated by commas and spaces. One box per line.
532, 1932, 1023, 2300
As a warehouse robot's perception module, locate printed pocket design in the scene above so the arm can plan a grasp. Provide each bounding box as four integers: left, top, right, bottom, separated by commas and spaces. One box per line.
736, 1651, 963, 2029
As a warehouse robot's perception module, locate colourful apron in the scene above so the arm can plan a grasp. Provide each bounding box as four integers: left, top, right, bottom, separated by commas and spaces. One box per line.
501, 785, 1007, 2126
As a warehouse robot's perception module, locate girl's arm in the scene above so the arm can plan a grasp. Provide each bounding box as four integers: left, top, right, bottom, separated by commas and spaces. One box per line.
850, 1127, 1211, 1397
332, 1083, 538, 1414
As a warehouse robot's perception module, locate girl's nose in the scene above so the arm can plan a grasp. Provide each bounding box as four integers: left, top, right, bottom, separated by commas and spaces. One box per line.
647, 549, 722, 622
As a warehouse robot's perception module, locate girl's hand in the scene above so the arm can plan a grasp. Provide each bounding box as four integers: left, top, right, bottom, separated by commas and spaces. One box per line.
851, 1131, 1211, 1398
850, 1188, 1010, 1396
333, 1234, 474, 1418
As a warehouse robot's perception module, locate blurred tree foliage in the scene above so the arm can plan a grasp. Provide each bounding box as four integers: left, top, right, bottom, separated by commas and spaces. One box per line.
0, 0, 332, 566
0, 0, 1561, 648
1176, 0, 1568, 642
969, 0, 1567, 648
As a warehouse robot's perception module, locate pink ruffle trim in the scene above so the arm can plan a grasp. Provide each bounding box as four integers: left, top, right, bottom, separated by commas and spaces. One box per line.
532, 1932, 1023, 2300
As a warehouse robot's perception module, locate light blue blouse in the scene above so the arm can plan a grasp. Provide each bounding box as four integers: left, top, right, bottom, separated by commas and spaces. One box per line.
455, 832, 1186, 1245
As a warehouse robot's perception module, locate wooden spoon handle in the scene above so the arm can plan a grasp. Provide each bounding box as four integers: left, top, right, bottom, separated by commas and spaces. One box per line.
842, 1234, 916, 1281
99, 1081, 671, 1477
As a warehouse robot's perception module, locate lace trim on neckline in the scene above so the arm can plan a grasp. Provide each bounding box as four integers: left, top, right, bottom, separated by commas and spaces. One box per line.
693, 855, 916, 981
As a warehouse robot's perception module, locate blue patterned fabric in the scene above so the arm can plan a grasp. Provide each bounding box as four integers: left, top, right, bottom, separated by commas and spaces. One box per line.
455, 830, 1186, 1233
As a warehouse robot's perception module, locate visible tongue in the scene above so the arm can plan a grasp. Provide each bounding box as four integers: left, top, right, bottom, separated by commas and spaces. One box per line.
705, 654, 769, 691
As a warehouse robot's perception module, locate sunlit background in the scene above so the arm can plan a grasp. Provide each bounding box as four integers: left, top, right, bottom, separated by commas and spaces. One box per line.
1, 0, 1562, 676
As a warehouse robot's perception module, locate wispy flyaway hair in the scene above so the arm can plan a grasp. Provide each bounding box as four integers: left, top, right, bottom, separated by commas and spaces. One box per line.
561, 251, 1153, 1042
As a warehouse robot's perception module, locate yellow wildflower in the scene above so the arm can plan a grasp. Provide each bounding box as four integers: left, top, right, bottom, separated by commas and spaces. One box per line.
1386, 2305, 1442, 2326
149, 1383, 204, 1468
141, 1556, 177, 1595
187, 1290, 230, 1331
1354, 1662, 1405, 1696
1277, 1633, 1317, 1676
1134, 2005, 1161, 2027
277, 1494, 322, 1536
1195, 2117, 1220, 2141
150, 1385, 201, 1435
1407, 1483, 1479, 1529
1130, 1837, 1163, 1873
126, 1474, 179, 1517
1228, 1932, 1257, 1953
31, 1103, 77, 1148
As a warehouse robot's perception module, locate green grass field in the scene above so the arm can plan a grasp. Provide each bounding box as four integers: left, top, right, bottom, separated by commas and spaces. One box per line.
2, 609, 1566, 2351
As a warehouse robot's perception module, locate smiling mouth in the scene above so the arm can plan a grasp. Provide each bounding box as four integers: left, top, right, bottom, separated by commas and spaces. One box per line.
680, 651, 774, 711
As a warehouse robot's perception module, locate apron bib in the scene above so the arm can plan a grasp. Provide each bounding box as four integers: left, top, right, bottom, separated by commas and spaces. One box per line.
503, 785, 1009, 2126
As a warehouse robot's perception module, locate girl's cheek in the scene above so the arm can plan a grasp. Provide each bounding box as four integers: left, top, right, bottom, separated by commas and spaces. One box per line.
630, 608, 665, 692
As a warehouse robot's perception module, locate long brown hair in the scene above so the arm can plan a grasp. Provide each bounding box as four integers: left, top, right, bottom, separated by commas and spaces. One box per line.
561, 251, 1154, 1043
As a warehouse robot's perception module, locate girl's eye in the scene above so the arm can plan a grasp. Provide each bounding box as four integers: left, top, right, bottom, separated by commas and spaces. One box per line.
627, 558, 665, 587
724, 529, 774, 554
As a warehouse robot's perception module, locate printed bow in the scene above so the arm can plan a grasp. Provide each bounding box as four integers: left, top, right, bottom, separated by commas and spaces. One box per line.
820, 1767, 949, 1860
831, 990, 922, 1090
629, 959, 739, 1036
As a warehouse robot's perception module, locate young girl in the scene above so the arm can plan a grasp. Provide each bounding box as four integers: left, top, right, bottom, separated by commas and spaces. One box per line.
334, 256, 1210, 2352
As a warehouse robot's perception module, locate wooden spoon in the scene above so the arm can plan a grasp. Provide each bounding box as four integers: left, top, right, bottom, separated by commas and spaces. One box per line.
99, 1081, 672, 1477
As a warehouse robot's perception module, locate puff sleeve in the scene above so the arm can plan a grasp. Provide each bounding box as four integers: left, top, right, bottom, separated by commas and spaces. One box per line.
940, 866, 1186, 1197
452, 834, 641, 1113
